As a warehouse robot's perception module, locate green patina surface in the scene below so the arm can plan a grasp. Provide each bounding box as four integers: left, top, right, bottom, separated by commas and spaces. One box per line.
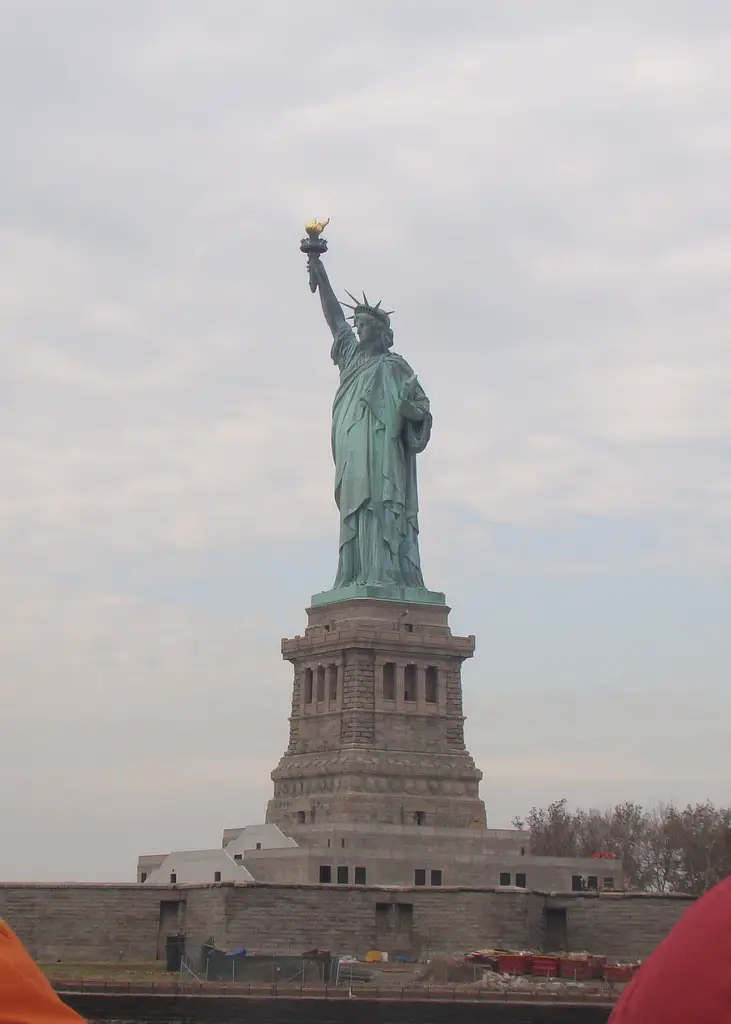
310, 584, 446, 608
303, 227, 438, 607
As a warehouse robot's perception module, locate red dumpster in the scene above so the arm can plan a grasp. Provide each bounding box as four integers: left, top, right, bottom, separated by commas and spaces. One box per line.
497, 953, 531, 975
531, 955, 560, 977
604, 963, 636, 982
589, 955, 607, 979
559, 956, 593, 980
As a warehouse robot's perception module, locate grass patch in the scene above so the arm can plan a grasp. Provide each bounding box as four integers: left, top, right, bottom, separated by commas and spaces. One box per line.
40, 962, 169, 982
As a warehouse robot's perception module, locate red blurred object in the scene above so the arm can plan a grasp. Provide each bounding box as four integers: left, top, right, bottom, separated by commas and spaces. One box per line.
610, 876, 731, 1022
497, 953, 531, 975
531, 955, 559, 977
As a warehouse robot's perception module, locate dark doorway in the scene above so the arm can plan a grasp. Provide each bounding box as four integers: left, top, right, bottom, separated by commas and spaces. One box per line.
375, 902, 392, 943
544, 907, 568, 952
394, 903, 414, 956
157, 900, 179, 961
165, 934, 186, 972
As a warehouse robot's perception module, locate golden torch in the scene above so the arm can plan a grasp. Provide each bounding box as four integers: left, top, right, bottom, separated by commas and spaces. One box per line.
300, 218, 330, 293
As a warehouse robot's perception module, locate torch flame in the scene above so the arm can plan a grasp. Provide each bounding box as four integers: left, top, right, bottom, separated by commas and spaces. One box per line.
305, 217, 330, 237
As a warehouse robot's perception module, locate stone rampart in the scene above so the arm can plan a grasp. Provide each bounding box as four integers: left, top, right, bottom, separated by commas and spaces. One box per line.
0, 882, 695, 965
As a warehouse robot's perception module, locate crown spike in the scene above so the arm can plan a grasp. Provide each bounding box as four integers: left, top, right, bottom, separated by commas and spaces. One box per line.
344, 289, 360, 305
362, 291, 369, 307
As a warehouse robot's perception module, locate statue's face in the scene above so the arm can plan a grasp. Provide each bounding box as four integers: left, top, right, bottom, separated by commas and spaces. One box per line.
355, 314, 385, 354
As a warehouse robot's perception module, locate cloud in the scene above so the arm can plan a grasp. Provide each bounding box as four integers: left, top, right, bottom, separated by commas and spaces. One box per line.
0, 1, 730, 880
0, 579, 288, 880
3, 4, 730, 551
480, 688, 731, 827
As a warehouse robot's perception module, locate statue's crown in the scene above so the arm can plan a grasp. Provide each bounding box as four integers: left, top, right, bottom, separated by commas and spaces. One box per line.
342, 290, 394, 327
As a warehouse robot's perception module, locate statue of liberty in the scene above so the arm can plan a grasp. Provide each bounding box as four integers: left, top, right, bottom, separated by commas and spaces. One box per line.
301, 221, 435, 599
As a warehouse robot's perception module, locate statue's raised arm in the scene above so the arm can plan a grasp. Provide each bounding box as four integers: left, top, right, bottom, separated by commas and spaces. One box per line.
309, 256, 347, 339
300, 218, 346, 339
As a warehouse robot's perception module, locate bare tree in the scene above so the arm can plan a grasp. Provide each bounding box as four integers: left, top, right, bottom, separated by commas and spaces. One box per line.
515, 798, 731, 894
641, 803, 682, 892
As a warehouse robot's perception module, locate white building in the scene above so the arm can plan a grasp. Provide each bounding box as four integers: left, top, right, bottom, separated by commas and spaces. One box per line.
140, 848, 254, 885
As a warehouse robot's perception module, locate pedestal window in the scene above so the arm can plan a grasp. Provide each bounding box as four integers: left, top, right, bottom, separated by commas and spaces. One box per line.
382, 662, 396, 701
425, 666, 439, 703
404, 664, 417, 702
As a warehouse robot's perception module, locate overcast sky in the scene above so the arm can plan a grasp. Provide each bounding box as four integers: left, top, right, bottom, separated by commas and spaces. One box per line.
1, 1, 730, 882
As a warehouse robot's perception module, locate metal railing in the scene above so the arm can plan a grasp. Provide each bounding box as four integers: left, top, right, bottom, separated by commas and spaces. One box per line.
53, 979, 617, 1005
178, 956, 202, 988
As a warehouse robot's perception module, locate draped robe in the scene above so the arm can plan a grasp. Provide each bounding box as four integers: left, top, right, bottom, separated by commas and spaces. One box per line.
330, 322, 431, 589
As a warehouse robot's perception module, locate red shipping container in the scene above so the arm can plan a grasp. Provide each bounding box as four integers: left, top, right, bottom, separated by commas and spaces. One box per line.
590, 955, 607, 979
531, 955, 560, 977
497, 953, 531, 975
559, 957, 593, 980
604, 964, 635, 982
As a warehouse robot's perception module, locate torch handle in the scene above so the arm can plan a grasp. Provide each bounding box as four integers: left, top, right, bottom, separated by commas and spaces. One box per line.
307, 254, 319, 293
300, 236, 327, 293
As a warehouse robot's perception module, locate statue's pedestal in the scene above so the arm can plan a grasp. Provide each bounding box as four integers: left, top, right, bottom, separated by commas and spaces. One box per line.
310, 584, 446, 608
266, 596, 486, 831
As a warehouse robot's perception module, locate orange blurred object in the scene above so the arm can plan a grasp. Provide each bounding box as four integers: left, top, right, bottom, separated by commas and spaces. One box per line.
0, 919, 84, 1023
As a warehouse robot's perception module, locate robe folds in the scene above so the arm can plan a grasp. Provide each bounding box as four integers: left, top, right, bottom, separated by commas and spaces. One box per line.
330, 322, 431, 589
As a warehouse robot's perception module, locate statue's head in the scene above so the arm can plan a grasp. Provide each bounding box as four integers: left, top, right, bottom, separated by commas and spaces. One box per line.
342, 291, 394, 354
